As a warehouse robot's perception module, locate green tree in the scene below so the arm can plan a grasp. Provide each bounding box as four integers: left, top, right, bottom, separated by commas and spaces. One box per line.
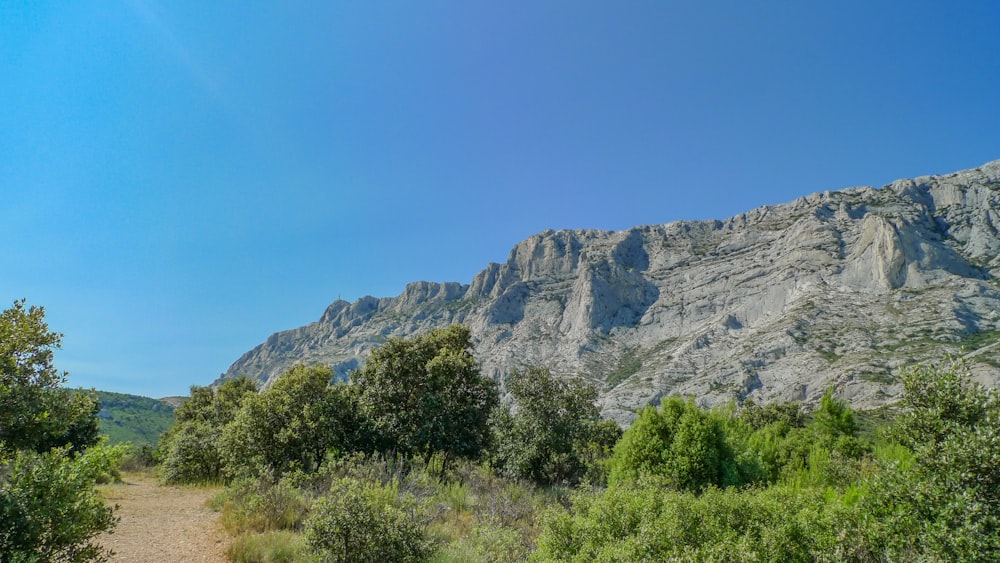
221, 365, 369, 477
0, 300, 119, 561
608, 396, 748, 491
158, 377, 257, 484
0, 299, 100, 454
352, 326, 498, 460
491, 367, 617, 486
862, 361, 1000, 560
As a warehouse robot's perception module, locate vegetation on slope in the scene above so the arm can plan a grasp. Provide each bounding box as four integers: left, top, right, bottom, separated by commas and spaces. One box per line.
93, 390, 175, 447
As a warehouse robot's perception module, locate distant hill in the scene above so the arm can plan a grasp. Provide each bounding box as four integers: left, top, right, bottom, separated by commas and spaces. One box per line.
219, 159, 1000, 425
93, 390, 175, 447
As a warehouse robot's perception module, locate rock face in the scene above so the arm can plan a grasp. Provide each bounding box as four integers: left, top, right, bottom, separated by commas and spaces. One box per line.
219, 160, 1000, 424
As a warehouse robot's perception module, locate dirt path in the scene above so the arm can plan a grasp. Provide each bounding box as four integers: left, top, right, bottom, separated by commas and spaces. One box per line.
98, 474, 230, 562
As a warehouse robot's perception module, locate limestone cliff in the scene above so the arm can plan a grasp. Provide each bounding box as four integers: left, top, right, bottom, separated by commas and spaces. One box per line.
219, 159, 1000, 424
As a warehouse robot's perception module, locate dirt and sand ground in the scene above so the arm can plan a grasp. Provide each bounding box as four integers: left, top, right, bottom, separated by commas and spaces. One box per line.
98, 474, 230, 562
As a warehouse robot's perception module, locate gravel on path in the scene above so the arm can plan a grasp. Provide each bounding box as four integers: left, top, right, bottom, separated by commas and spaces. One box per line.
98, 474, 230, 562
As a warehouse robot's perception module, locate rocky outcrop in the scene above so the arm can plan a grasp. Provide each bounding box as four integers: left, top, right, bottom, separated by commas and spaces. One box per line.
219, 159, 1000, 424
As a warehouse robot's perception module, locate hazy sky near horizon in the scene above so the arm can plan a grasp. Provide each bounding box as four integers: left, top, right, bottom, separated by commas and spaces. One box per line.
2, 1, 999, 397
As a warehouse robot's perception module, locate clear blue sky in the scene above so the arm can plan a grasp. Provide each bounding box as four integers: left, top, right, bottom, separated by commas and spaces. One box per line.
2, 1, 998, 397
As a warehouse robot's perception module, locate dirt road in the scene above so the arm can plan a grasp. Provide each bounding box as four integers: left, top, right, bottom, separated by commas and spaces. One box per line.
98, 474, 230, 562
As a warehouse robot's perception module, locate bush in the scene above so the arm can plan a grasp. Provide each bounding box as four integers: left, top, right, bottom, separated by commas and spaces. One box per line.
353, 325, 498, 460
159, 419, 224, 484
0, 443, 126, 562
304, 477, 432, 562
534, 481, 865, 562
219, 475, 312, 535
608, 396, 751, 491
158, 377, 257, 484
221, 366, 369, 478
118, 443, 156, 472
491, 367, 617, 487
0, 300, 120, 561
860, 362, 1000, 561
433, 522, 529, 562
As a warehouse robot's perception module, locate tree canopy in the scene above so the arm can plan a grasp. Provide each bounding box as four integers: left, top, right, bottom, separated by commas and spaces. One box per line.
221, 365, 369, 476
352, 325, 498, 460
490, 367, 617, 486
0, 299, 100, 454
0, 300, 119, 561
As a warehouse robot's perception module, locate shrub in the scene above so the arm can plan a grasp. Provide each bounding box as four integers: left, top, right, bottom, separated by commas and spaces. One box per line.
0, 443, 126, 562
860, 362, 1000, 561
608, 396, 750, 491
157, 377, 257, 484
219, 475, 312, 535
304, 477, 432, 562
221, 366, 369, 478
353, 325, 498, 460
491, 367, 617, 487
159, 419, 224, 484
534, 481, 864, 562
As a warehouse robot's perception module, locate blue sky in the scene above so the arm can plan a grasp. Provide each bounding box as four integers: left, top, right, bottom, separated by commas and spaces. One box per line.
2, 1, 999, 397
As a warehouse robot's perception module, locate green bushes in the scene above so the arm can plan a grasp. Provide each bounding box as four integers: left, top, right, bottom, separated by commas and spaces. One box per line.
0, 443, 126, 562
534, 482, 864, 562
608, 396, 754, 491
537, 362, 1000, 562
160, 419, 225, 484
352, 325, 498, 460
0, 300, 120, 561
157, 377, 256, 484
490, 367, 619, 487
221, 365, 369, 477
156, 320, 1000, 561
305, 477, 432, 562
859, 362, 1000, 561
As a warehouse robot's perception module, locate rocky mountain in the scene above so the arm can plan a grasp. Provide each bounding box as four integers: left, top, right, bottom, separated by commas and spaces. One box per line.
219, 159, 1000, 424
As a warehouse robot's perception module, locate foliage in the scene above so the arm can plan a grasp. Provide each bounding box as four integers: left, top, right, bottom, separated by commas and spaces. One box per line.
219, 452, 546, 562
221, 365, 368, 477
533, 480, 865, 562
0, 300, 117, 561
304, 477, 433, 563
432, 523, 529, 563
738, 399, 805, 431
92, 390, 175, 447
160, 419, 225, 484
118, 443, 156, 472
157, 376, 257, 484
0, 442, 126, 562
608, 396, 754, 491
0, 299, 101, 454
353, 325, 498, 460
491, 367, 619, 486
860, 361, 1000, 561
736, 390, 865, 487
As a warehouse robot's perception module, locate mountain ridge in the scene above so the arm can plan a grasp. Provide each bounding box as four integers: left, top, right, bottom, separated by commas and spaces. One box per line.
219, 159, 1000, 424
